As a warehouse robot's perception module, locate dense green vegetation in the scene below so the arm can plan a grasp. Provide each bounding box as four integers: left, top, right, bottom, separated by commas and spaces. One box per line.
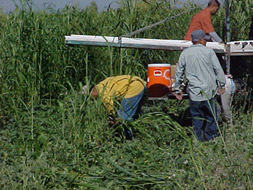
0, 0, 252, 189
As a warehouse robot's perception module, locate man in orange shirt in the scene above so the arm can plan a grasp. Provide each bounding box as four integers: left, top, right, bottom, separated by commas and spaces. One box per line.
184, 0, 222, 43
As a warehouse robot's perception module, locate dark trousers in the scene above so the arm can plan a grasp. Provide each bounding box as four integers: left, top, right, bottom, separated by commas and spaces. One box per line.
189, 98, 219, 142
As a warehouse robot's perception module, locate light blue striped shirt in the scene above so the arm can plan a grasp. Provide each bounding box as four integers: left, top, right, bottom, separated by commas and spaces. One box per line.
174, 44, 226, 101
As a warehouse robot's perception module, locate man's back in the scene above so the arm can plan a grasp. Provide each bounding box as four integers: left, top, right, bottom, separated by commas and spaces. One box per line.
184, 8, 214, 41
95, 76, 146, 112
177, 44, 225, 101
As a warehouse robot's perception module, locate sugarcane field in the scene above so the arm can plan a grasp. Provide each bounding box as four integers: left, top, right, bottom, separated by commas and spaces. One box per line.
0, 0, 253, 189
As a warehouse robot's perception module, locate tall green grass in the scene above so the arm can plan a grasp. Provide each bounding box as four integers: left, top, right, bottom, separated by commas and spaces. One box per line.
0, 0, 252, 189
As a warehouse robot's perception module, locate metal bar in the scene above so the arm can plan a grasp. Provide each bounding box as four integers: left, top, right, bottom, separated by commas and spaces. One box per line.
65, 36, 226, 53
225, 0, 231, 43
225, 0, 231, 74
146, 49, 150, 69
65, 35, 253, 55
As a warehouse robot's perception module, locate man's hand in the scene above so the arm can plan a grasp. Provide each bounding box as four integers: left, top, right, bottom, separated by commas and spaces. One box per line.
217, 88, 225, 95
173, 91, 183, 100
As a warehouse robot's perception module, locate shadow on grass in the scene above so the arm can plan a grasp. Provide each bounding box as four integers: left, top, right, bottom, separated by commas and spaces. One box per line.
145, 99, 192, 127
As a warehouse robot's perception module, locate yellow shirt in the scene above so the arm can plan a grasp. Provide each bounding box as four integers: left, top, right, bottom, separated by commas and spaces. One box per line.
96, 75, 146, 113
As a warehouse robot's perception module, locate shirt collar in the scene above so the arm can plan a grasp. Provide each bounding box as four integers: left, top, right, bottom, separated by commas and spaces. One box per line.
203, 7, 211, 15
190, 44, 205, 48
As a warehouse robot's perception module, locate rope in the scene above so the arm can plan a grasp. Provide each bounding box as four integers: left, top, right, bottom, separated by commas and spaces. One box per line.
121, 7, 198, 38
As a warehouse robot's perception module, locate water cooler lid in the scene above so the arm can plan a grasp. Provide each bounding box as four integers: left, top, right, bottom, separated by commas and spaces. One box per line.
148, 63, 171, 67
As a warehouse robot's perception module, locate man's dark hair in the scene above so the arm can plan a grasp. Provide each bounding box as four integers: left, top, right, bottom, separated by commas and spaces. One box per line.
208, 0, 220, 7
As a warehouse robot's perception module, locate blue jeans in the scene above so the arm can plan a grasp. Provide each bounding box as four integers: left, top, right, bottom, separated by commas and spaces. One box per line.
189, 98, 218, 142
117, 87, 146, 121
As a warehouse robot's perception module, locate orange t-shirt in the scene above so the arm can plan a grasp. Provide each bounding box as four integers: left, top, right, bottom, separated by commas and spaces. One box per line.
184, 8, 215, 41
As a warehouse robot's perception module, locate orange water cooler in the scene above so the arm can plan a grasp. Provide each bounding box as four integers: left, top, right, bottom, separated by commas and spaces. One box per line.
147, 63, 171, 97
